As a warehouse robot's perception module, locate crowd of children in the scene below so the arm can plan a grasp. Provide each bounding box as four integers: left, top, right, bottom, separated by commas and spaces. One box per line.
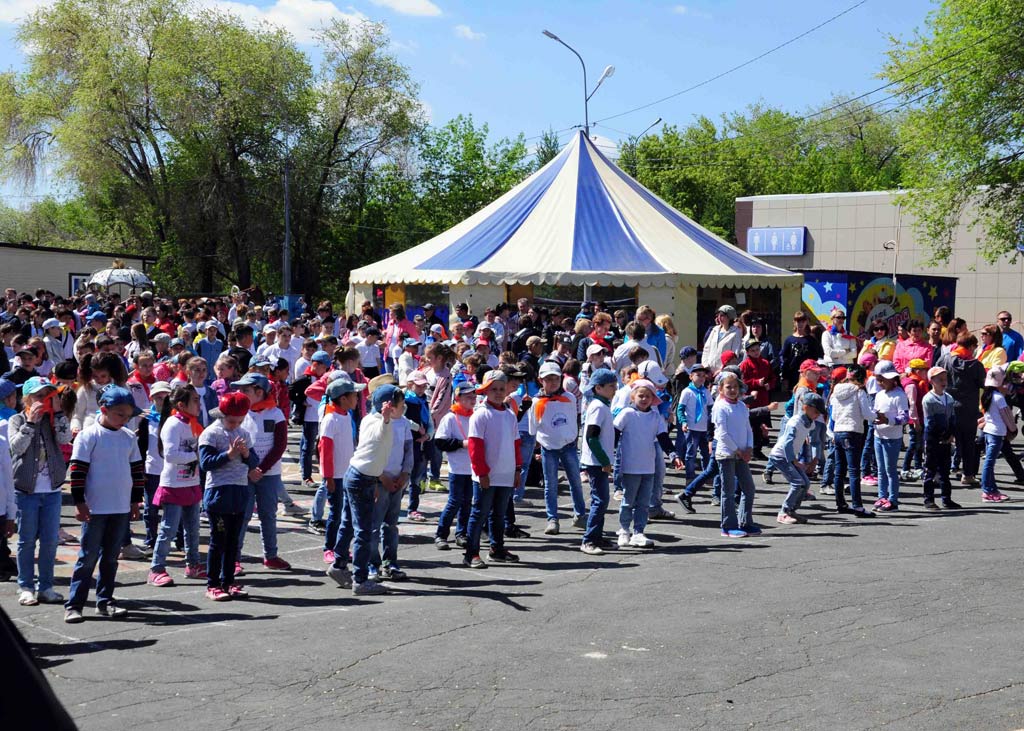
1, 288, 1022, 623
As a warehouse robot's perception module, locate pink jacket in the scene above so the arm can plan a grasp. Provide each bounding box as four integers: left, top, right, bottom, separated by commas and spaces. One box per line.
384, 318, 420, 354
892, 338, 933, 374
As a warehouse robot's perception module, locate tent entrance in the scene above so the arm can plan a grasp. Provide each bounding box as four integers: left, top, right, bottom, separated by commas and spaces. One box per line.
533, 284, 637, 311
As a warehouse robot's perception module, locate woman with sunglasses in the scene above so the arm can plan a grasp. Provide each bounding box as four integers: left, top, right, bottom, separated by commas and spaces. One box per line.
822, 307, 859, 367
779, 312, 824, 392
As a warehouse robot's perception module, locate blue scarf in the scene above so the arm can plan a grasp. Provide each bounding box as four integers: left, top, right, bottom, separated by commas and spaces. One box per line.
145, 404, 162, 425
687, 382, 707, 424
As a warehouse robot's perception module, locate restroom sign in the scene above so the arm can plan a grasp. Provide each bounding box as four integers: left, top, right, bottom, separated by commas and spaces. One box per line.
747, 227, 805, 256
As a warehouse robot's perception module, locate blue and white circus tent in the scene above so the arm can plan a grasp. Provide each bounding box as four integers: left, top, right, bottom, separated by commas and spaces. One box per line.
348, 131, 802, 341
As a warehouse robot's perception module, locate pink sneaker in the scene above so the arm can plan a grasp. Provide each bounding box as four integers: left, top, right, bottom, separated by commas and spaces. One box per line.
205, 587, 230, 602
408, 511, 426, 522
982, 492, 1009, 502
184, 564, 208, 580
872, 498, 886, 508
234, 562, 245, 577
323, 550, 335, 563
776, 512, 799, 525
863, 475, 878, 486
263, 556, 292, 570
147, 570, 175, 587
227, 584, 249, 599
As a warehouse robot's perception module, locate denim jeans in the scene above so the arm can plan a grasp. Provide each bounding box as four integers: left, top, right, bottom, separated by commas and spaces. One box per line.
874, 436, 902, 504
980, 432, 1003, 494
684, 439, 719, 497
649, 445, 666, 510
323, 483, 344, 552
515, 432, 536, 501
681, 430, 709, 483
65, 512, 130, 610
861, 421, 877, 476
142, 474, 162, 547
311, 479, 328, 523
833, 431, 865, 509
903, 427, 923, 471
618, 473, 654, 534
238, 473, 281, 559
583, 466, 610, 545
335, 467, 376, 584
151, 501, 202, 571
718, 458, 755, 532
15, 490, 61, 593
541, 443, 586, 522
923, 436, 952, 501
770, 456, 810, 513
206, 510, 243, 589
427, 439, 443, 482
299, 421, 319, 481
437, 473, 472, 540
465, 483, 512, 559
371, 481, 404, 569
821, 437, 837, 486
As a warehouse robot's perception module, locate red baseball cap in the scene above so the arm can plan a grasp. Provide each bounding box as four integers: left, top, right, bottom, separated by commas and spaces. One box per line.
720, 350, 737, 367
217, 392, 250, 418
799, 358, 821, 372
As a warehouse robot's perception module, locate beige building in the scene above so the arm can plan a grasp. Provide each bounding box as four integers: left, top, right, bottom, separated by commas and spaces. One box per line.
0, 242, 155, 297
735, 190, 1023, 330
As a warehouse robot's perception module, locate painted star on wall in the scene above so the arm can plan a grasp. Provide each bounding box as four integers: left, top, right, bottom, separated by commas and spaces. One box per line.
823, 282, 833, 293
929, 286, 938, 299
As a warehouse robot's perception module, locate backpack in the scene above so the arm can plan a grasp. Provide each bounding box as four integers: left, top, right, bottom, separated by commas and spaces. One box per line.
288, 374, 313, 423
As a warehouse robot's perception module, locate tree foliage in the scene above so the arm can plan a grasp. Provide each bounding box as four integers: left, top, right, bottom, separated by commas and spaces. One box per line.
630, 100, 905, 241
882, 0, 1024, 263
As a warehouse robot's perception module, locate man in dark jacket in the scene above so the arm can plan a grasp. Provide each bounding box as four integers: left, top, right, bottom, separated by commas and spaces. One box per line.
937, 333, 986, 485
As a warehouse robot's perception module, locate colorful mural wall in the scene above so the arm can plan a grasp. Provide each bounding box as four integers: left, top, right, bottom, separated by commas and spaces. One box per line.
801, 271, 957, 339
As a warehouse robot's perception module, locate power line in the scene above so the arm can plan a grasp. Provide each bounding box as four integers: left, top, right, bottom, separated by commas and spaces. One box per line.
593, 0, 869, 126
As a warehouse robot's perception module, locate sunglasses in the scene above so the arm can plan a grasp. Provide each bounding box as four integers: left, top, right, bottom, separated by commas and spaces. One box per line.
833, 315, 846, 320
999, 317, 1011, 322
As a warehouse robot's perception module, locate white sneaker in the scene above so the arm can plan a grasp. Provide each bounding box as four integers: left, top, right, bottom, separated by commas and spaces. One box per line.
281, 503, 306, 517
629, 532, 654, 548
120, 543, 146, 560
616, 530, 630, 547
18, 590, 38, 606
37, 588, 65, 604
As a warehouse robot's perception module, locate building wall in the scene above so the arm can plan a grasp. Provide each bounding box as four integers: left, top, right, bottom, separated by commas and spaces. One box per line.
0, 244, 154, 297
735, 191, 1024, 330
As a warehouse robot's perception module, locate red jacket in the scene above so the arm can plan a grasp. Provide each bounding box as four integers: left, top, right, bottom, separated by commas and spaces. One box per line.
740, 355, 777, 408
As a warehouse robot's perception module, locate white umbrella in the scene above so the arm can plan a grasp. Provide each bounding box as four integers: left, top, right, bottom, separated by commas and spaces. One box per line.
86, 260, 153, 289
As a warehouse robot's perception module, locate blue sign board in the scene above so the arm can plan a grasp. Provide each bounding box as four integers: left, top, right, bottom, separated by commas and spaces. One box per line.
746, 226, 805, 256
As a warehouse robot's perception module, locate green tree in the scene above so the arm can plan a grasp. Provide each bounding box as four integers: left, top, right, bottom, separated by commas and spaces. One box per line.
533, 128, 562, 169
882, 0, 1024, 263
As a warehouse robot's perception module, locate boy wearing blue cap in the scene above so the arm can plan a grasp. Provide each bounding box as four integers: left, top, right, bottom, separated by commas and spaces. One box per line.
296, 350, 331, 486
318, 377, 363, 562
771, 392, 827, 525
580, 369, 618, 555
65, 385, 145, 623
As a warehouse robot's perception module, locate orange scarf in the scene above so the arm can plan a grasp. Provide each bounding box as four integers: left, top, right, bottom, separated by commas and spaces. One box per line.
451, 402, 475, 417
25, 396, 56, 425
951, 345, 973, 360
174, 409, 203, 438
534, 392, 570, 422
251, 395, 277, 412
324, 403, 348, 416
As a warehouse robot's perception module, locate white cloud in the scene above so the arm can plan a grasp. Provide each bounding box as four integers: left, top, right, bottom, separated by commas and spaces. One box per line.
202, 0, 366, 44
0, 0, 53, 25
369, 0, 441, 16
671, 4, 711, 19
453, 23, 484, 41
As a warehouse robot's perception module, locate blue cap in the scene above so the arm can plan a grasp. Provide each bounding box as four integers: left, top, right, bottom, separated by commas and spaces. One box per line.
326, 378, 365, 400
801, 392, 827, 413
97, 384, 142, 416
311, 350, 332, 366
249, 355, 273, 369
0, 378, 16, 401
231, 373, 271, 393
584, 368, 617, 392
680, 345, 698, 359
403, 337, 420, 348
22, 376, 57, 397
370, 384, 402, 413
86, 311, 108, 323
169, 338, 185, 348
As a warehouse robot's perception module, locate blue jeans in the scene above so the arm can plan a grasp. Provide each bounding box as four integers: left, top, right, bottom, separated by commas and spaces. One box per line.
371, 481, 404, 569
903, 427, 923, 471
335, 467, 376, 583
238, 473, 281, 559
65, 513, 130, 610
861, 422, 877, 476
541, 443, 586, 522
770, 456, 809, 513
981, 432, 1003, 494
299, 421, 319, 481
323, 483, 344, 552
142, 474, 161, 547
465, 483, 512, 559
649, 445, 666, 510
833, 431, 865, 509
311, 479, 328, 523
427, 439, 443, 482
515, 432, 536, 501
437, 473, 472, 540
718, 458, 755, 532
583, 466, 610, 544
618, 473, 653, 534
684, 439, 719, 497
874, 437, 902, 504
15, 490, 61, 593
151, 501, 202, 571
681, 430, 709, 483
821, 437, 837, 486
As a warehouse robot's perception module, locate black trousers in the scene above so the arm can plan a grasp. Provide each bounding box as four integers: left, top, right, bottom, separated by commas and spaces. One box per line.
207, 511, 244, 589
953, 415, 979, 478
923, 438, 952, 501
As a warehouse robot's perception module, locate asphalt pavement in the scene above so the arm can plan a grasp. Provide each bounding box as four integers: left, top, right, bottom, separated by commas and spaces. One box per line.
4, 429, 1024, 731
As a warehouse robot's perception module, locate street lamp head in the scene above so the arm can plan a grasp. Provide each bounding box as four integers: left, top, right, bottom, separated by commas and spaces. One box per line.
599, 65, 615, 82
542, 29, 559, 40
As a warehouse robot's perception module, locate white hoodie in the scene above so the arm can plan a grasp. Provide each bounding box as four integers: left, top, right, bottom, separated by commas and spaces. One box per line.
829, 382, 873, 434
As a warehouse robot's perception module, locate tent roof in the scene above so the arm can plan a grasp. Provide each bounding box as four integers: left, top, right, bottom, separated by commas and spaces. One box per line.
350, 131, 801, 289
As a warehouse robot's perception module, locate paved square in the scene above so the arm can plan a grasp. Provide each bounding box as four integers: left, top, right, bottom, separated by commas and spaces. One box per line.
4, 435, 1024, 730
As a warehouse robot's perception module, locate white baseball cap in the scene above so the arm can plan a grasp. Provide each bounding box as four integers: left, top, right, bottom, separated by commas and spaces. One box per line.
638, 360, 668, 387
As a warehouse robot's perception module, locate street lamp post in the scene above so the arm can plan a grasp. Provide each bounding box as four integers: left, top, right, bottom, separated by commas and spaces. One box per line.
542, 30, 614, 137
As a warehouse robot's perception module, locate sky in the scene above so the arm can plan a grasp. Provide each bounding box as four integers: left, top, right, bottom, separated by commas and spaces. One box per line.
0, 0, 938, 203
